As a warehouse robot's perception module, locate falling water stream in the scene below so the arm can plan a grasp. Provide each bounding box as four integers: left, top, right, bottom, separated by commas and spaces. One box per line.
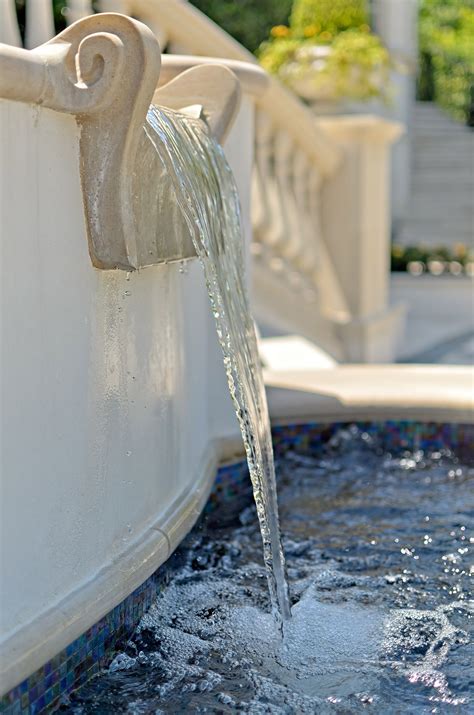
144, 105, 291, 624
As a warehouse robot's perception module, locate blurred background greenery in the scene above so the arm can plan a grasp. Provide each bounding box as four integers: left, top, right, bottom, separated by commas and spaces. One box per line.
189, 0, 293, 53
190, 0, 473, 124
257, 0, 392, 105
418, 0, 474, 124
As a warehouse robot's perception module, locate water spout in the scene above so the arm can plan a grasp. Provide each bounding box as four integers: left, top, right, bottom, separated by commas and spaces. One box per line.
145, 105, 291, 624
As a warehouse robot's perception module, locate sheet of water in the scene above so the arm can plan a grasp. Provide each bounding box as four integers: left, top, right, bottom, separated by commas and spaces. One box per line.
63, 426, 473, 713
144, 106, 290, 623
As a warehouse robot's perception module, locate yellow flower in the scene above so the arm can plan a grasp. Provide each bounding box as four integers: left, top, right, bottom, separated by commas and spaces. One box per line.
271, 25, 290, 38
319, 31, 333, 42
454, 243, 467, 257
303, 24, 319, 38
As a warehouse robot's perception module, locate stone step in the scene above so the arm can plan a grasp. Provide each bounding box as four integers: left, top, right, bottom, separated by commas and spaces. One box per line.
397, 102, 474, 248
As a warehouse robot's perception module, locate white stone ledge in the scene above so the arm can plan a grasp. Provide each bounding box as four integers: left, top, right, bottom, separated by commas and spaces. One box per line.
265, 365, 474, 424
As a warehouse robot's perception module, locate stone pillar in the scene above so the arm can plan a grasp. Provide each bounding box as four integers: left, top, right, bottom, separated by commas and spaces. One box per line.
317, 115, 406, 363
371, 0, 419, 229
372, 0, 418, 64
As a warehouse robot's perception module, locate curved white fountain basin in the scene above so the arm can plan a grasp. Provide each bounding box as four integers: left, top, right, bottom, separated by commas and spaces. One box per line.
0, 59, 257, 695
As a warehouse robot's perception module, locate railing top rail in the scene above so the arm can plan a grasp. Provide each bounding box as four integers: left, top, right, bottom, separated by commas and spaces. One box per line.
159, 55, 269, 98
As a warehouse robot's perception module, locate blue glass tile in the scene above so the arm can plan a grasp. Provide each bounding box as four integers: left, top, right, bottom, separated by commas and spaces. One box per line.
31, 696, 45, 714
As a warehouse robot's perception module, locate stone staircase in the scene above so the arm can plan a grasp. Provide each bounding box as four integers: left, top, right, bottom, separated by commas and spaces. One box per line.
397, 102, 474, 249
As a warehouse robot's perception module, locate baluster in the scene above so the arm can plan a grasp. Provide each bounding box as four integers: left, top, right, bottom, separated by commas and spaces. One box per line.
254, 122, 287, 275
251, 110, 273, 253
25, 0, 56, 49
97, 0, 168, 47
271, 129, 293, 255
308, 167, 349, 316
97, 0, 130, 11
293, 152, 317, 279
307, 168, 323, 283
0, 0, 22, 46
280, 135, 304, 269
66, 0, 93, 24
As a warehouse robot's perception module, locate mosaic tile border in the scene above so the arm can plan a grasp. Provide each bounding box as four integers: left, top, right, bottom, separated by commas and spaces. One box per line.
271, 420, 474, 462
205, 458, 251, 525
0, 571, 167, 715
2, 420, 472, 714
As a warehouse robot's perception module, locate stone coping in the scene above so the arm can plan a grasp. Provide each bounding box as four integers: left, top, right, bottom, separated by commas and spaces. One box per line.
265, 365, 473, 424
159, 55, 269, 98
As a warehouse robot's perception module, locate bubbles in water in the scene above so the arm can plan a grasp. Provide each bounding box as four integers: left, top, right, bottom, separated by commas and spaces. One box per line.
109, 653, 136, 672
383, 605, 470, 706
65, 428, 473, 713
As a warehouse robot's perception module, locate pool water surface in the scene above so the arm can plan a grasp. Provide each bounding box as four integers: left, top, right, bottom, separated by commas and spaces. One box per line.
61, 425, 473, 713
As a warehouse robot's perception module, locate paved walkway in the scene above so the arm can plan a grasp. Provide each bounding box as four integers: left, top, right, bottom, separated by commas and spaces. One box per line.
390, 275, 474, 364
397, 102, 474, 249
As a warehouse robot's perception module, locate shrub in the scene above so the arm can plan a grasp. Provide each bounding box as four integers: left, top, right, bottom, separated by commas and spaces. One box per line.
189, 0, 292, 53
391, 243, 473, 274
258, 0, 390, 103
418, 0, 474, 123
290, 0, 369, 38
260, 30, 391, 102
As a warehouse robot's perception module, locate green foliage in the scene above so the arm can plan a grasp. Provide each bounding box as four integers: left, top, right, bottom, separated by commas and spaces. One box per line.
258, 0, 389, 103
325, 31, 391, 100
418, 0, 474, 122
260, 30, 391, 102
391, 243, 472, 274
189, 0, 292, 53
258, 38, 302, 76
290, 0, 369, 38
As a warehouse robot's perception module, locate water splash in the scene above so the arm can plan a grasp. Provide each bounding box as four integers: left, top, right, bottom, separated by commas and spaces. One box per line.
65, 429, 473, 713
145, 105, 291, 623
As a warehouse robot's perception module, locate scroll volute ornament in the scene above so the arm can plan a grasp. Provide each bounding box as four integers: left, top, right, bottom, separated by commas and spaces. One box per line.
0, 13, 242, 269
45, 14, 162, 269
0, 13, 161, 268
